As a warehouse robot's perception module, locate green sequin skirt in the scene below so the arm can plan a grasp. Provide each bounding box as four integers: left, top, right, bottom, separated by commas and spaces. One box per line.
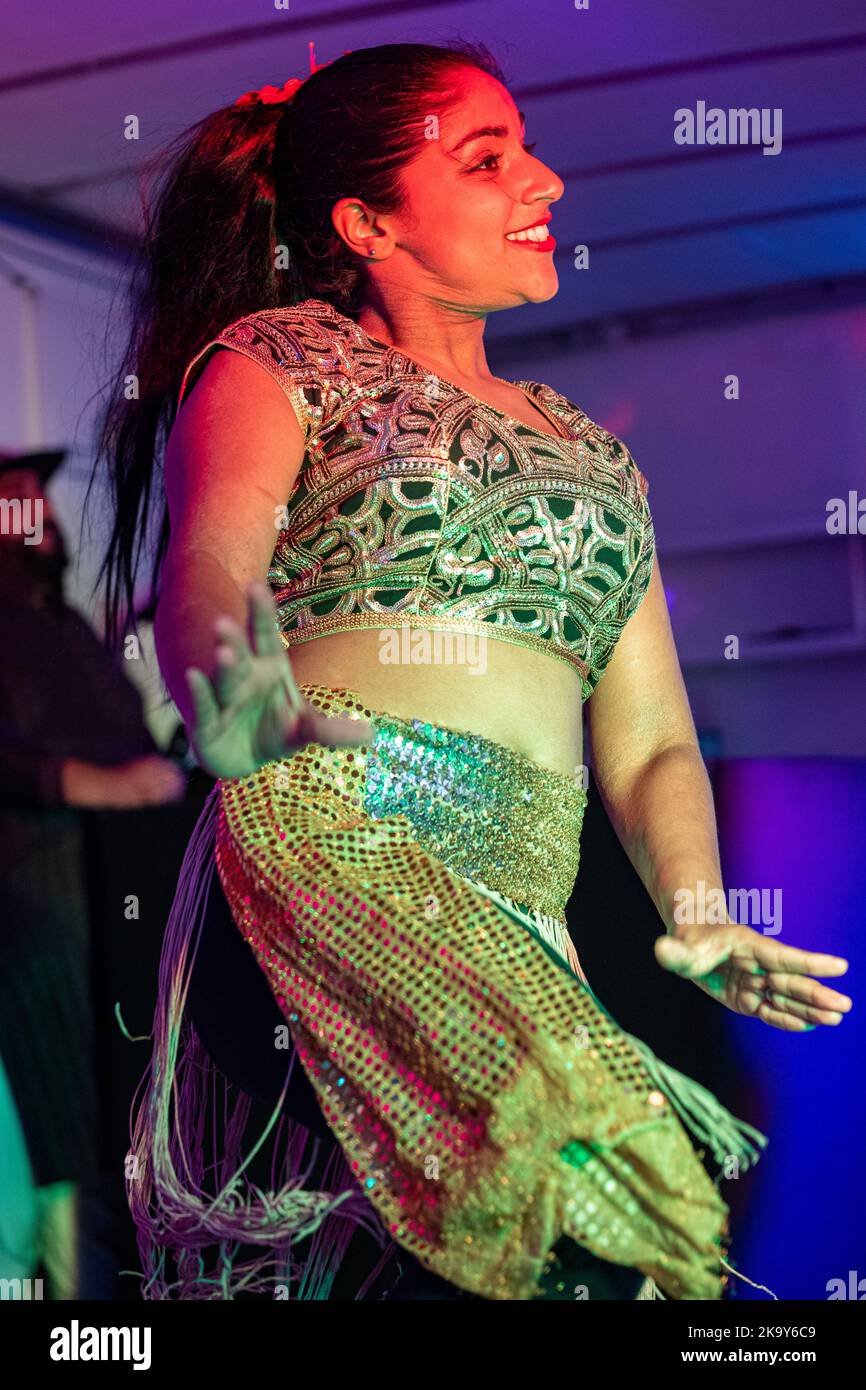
129, 683, 767, 1300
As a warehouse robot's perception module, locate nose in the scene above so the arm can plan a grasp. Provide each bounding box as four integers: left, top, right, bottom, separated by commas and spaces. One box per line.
516, 157, 564, 210
538, 163, 564, 203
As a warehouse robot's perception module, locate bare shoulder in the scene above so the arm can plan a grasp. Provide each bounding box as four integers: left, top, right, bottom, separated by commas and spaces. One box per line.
172, 348, 305, 461
164, 347, 306, 573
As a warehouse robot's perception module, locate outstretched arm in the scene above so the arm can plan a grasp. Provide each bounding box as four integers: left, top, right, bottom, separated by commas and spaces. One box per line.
156, 349, 372, 779
586, 551, 851, 1031
587, 551, 723, 933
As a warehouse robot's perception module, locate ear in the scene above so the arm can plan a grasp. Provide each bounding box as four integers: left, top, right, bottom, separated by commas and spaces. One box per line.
330, 197, 392, 259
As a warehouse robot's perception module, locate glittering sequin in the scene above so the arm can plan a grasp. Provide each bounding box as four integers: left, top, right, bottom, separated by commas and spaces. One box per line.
178, 299, 655, 700
211, 683, 736, 1301
364, 711, 586, 919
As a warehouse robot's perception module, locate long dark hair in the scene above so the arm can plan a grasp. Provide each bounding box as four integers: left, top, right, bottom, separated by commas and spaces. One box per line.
86, 39, 507, 655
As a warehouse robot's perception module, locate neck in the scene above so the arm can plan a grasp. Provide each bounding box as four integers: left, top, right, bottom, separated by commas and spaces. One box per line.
356, 288, 496, 383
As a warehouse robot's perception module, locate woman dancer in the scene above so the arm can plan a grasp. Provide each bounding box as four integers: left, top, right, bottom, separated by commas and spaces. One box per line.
92, 40, 851, 1300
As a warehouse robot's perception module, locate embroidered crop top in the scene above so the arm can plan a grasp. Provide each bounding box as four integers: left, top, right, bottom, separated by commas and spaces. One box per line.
178, 297, 655, 702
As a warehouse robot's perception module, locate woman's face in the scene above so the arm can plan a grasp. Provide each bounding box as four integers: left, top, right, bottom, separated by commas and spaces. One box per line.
336, 68, 565, 314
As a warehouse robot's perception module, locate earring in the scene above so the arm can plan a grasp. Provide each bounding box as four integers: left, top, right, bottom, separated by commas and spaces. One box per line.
369, 248, 376, 257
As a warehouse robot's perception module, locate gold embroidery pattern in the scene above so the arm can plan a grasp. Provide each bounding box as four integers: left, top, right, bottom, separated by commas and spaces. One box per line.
180, 299, 655, 701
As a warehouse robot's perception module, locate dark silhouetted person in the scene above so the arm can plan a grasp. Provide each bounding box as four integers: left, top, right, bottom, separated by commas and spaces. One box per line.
0, 448, 185, 1298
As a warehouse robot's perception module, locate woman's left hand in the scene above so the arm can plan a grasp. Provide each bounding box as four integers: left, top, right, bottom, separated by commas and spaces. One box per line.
654, 924, 853, 1031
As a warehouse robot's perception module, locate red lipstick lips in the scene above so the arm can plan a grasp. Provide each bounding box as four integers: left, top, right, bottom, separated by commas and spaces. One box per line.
505, 213, 555, 252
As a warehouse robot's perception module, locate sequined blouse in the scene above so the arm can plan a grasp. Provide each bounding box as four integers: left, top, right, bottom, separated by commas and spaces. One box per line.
178, 297, 655, 701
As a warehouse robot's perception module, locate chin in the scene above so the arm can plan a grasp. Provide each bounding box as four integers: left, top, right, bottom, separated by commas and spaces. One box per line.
532, 277, 560, 304
515, 271, 560, 306
480, 272, 559, 314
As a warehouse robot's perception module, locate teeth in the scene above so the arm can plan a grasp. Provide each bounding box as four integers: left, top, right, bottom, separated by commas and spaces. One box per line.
505, 224, 550, 242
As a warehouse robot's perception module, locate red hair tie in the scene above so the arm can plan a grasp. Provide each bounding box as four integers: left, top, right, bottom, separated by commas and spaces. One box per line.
233, 41, 351, 108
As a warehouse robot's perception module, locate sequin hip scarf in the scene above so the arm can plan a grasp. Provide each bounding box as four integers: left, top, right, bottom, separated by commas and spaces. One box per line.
315, 685, 590, 978
127, 683, 769, 1301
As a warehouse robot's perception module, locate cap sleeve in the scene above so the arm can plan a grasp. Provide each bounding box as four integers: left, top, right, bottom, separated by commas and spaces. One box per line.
177, 307, 339, 448
590, 424, 655, 619
626, 453, 655, 618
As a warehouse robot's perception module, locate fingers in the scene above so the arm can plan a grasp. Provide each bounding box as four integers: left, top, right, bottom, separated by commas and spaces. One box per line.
247, 581, 303, 713
291, 707, 374, 751
681, 927, 850, 985
655, 927, 854, 1031
763, 971, 853, 1015
212, 612, 253, 703
754, 999, 819, 1033
745, 968, 849, 1029
247, 580, 285, 658
755, 991, 843, 1027
738, 983, 767, 1019
748, 937, 849, 978
185, 666, 220, 734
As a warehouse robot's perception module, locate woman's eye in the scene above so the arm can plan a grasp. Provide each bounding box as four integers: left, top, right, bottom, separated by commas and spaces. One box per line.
470, 153, 501, 172
470, 141, 538, 173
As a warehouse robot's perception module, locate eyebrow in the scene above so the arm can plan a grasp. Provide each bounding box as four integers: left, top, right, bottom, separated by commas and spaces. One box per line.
448, 110, 526, 153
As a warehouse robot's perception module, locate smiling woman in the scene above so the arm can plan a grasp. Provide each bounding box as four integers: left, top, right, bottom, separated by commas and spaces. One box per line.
85, 37, 848, 1305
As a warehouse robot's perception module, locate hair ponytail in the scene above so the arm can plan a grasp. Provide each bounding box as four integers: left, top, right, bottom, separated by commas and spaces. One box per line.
87, 39, 505, 655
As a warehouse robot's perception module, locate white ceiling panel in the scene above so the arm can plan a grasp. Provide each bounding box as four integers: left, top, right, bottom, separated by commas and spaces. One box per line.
1, 0, 864, 335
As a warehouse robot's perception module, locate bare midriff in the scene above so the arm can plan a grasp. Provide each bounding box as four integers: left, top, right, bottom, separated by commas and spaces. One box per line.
281, 374, 585, 775
288, 627, 584, 777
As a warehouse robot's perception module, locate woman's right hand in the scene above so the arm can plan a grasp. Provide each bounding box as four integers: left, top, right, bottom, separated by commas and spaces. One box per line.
184, 580, 373, 780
